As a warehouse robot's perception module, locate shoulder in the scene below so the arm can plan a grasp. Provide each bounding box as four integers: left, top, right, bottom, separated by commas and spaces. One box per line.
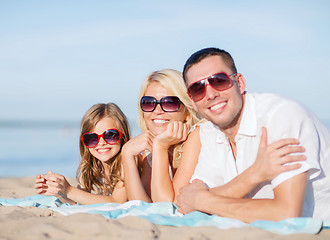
198, 121, 223, 142
198, 120, 219, 132
249, 92, 322, 142
248, 92, 311, 123
187, 121, 219, 141
250, 92, 306, 113
185, 125, 201, 145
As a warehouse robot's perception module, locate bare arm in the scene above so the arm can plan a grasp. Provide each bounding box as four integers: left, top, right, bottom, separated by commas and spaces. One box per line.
122, 131, 153, 202
172, 126, 201, 203
151, 121, 188, 202
140, 155, 152, 198
210, 127, 306, 198
177, 172, 307, 223
42, 171, 127, 204
64, 180, 127, 205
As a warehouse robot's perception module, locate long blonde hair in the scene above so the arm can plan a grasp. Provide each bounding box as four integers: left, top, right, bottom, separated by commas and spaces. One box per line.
137, 69, 201, 167
77, 103, 131, 195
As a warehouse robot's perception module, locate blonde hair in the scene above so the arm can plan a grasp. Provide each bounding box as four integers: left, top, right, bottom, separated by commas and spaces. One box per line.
137, 69, 201, 167
77, 103, 131, 195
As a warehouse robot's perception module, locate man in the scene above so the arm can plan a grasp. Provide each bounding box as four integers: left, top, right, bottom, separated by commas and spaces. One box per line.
176, 47, 330, 222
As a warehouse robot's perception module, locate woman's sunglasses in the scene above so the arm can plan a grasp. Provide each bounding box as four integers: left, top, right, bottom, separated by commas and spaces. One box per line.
81, 129, 122, 148
140, 96, 181, 112
187, 72, 236, 102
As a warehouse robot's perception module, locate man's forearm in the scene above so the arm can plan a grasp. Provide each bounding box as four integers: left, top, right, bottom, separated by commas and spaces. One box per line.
209, 165, 261, 198
186, 173, 307, 223
196, 192, 300, 223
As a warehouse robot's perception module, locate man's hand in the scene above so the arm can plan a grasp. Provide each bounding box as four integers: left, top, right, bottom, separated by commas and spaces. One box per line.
253, 127, 306, 182
177, 179, 209, 214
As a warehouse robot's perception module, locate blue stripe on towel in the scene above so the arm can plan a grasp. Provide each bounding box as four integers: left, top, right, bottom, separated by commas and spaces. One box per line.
0, 196, 324, 235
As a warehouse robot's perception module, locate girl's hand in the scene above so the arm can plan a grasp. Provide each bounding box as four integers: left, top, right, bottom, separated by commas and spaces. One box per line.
122, 131, 154, 158
35, 174, 48, 195
44, 170, 72, 197
154, 121, 188, 150
253, 127, 306, 182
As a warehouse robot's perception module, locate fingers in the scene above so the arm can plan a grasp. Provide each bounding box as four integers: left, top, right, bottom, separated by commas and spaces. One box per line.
259, 127, 268, 148
277, 145, 305, 157
162, 121, 188, 143
175, 122, 188, 141
35, 181, 47, 188
279, 153, 306, 164
46, 179, 61, 187
35, 174, 47, 181
183, 123, 188, 139
139, 131, 154, 151
281, 163, 302, 172
271, 138, 301, 150
35, 177, 45, 184
35, 180, 51, 195
35, 171, 67, 196
46, 174, 64, 183
191, 179, 202, 184
269, 144, 306, 167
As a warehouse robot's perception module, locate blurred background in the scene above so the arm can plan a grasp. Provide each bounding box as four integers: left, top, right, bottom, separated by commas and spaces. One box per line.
1, 0, 329, 177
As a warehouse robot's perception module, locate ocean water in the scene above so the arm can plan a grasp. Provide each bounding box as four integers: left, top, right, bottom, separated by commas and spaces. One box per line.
0, 126, 81, 178
0, 120, 329, 178
0, 120, 141, 178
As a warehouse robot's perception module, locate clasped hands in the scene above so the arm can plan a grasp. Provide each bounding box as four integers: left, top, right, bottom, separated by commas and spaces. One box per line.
35, 170, 72, 197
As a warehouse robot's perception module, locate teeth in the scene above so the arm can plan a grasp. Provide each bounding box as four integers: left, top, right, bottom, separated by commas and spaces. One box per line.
153, 119, 168, 124
97, 149, 110, 153
210, 102, 226, 111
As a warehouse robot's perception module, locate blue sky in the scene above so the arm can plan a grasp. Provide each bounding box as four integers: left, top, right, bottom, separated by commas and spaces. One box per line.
1, 0, 330, 130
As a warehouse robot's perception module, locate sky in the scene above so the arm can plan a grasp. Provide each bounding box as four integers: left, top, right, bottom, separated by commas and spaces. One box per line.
1, 0, 330, 132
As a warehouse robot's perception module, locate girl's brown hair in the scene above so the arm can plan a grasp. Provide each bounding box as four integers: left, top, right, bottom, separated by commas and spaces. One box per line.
77, 102, 131, 195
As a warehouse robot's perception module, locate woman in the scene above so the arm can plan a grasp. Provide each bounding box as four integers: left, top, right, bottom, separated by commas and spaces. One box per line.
121, 69, 201, 202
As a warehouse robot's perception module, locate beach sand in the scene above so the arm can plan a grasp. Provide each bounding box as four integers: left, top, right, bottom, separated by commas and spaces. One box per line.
0, 177, 329, 240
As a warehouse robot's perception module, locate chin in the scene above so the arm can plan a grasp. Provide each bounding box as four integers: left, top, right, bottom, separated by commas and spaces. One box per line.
150, 127, 166, 136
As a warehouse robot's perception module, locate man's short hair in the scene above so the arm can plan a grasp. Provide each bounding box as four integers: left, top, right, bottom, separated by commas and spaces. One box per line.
182, 47, 237, 84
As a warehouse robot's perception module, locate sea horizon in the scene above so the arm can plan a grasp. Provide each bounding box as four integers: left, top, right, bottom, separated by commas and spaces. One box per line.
1, 118, 329, 178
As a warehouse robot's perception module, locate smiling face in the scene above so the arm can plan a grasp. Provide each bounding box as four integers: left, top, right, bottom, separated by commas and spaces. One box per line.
87, 117, 122, 165
143, 81, 187, 136
186, 55, 246, 133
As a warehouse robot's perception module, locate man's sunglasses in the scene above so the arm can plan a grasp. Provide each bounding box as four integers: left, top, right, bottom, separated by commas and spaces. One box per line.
140, 96, 181, 112
187, 72, 236, 102
81, 129, 122, 148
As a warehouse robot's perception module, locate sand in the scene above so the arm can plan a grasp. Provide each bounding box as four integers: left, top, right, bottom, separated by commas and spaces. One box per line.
0, 177, 329, 240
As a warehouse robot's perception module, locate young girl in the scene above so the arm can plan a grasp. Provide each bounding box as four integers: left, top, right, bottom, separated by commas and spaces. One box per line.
35, 102, 131, 205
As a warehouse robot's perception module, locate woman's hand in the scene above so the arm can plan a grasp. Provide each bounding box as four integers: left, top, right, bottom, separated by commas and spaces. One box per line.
253, 127, 306, 182
122, 130, 154, 159
153, 121, 188, 150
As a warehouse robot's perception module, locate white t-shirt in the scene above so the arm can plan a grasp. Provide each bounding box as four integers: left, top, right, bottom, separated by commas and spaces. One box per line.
191, 92, 330, 219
